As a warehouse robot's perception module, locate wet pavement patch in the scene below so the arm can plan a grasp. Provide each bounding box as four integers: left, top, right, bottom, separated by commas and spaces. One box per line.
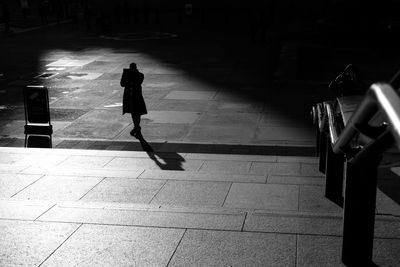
34, 72, 58, 79
49, 109, 90, 121
46, 67, 66, 71
46, 58, 94, 67
0, 107, 25, 120
58, 72, 103, 80
0, 107, 90, 122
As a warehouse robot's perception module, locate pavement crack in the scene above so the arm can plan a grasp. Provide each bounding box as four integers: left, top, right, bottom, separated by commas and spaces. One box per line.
166, 228, 187, 267
34, 203, 57, 221
241, 212, 248, 232
78, 177, 107, 201
149, 179, 168, 204
221, 182, 233, 207
10, 174, 46, 198
295, 234, 299, 267
38, 223, 83, 267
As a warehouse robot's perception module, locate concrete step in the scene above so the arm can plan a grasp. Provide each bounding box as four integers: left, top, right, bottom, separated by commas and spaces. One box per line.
1, 198, 399, 238
1, 147, 400, 266
0, 147, 399, 217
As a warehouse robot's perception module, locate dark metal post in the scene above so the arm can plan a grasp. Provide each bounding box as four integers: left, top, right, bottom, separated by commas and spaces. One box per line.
319, 132, 327, 173
325, 139, 344, 207
341, 157, 380, 266
315, 122, 320, 157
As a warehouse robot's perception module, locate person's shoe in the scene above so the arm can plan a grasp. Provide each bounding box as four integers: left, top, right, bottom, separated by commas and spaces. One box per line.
129, 129, 137, 137
130, 127, 141, 137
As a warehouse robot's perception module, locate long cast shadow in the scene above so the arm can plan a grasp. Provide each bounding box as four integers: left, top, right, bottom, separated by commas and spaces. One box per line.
135, 132, 185, 171
377, 167, 400, 207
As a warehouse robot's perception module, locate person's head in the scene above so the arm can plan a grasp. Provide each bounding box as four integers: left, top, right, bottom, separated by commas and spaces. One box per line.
129, 63, 137, 70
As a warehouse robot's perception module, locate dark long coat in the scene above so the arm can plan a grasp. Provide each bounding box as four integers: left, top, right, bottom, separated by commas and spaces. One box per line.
120, 68, 147, 115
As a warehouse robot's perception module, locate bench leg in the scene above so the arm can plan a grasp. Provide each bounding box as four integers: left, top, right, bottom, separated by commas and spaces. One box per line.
325, 141, 344, 207
342, 158, 379, 266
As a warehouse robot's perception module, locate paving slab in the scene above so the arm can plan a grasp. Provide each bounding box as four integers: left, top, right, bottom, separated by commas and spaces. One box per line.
0, 152, 30, 164
216, 101, 264, 113
117, 123, 190, 142
0, 163, 29, 173
268, 175, 325, 186
164, 90, 217, 100
38, 204, 245, 231
56, 155, 114, 168
60, 72, 104, 80
142, 65, 187, 75
7, 153, 68, 167
0, 174, 43, 197
253, 126, 314, 145
80, 61, 121, 72
195, 112, 260, 127
151, 180, 231, 207
376, 189, 400, 216
40, 224, 184, 267
139, 170, 266, 183
81, 178, 166, 204
297, 235, 400, 267
152, 99, 213, 112
0, 199, 54, 220
142, 88, 171, 101
50, 108, 90, 121
300, 163, 324, 177
12, 175, 102, 201
104, 157, 170, 170
0, 220, 79, 267
144, 111, 202, 124
250, 162, 301, 176
199, 160, 252, 174
59, 109, 131, 139
21, 166, 143, 179
259, 112, 307, 127
223, 183, 299, 211
296, 235, 345, 267
276, 156, 319, 163
299, 185, 343, 213
50, 94, 111, 109
374, 219, 400, 239
372, 238, 400, 266
184, 153, 277, 162
47, 58, 96, 67
105, 156, 202, 171
169, 230, 296, 266
0, 120, 25, 137
185, 125, 258, 144
244, 212, 343, 236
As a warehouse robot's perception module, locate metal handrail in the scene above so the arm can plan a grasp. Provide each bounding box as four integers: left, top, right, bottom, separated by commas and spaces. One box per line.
325, 102, 340, 145
332, 83, 400, 154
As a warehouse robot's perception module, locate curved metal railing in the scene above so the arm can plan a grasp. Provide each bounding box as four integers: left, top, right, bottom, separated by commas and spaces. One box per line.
323, 82, 400, 266
332, 83, 400, 155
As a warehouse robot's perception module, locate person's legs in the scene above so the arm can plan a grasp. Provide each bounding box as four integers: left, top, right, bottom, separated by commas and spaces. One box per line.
131, 114, 141, 135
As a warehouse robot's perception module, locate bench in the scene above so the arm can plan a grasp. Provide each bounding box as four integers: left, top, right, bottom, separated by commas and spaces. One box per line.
312, 80, 400, 266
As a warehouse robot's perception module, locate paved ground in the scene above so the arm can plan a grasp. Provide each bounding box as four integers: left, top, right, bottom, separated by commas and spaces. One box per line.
0, 24, 317, 151
1, 147, 399, 266
2, 18, 400, 154
1, 11, 400, 267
